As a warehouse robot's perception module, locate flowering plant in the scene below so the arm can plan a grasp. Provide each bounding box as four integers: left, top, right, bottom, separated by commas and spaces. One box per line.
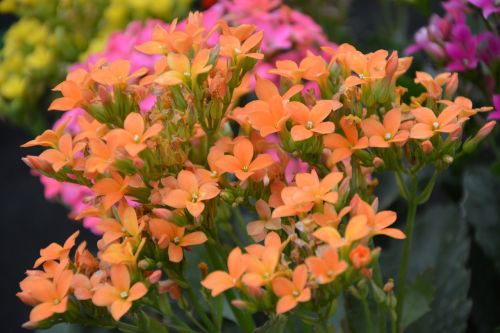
18, 11, 495, 333
37, 0, 333, 234
406, 0, 499, 120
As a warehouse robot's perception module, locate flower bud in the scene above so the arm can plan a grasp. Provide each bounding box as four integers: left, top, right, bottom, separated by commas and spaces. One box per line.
231, 300, 248, 310
349, 244, 372, 269
373, 157, 384, 168
147, 270, 162, 284
385, 51, 399, 82
443, 155, 453, 164
445, 73, 458, 99
421, 140, 433, 154
198, 262, 208, 278
383, 279, 394, 293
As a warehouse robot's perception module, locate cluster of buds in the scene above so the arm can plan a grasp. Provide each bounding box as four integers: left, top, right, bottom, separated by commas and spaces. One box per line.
18, 10, 494, 332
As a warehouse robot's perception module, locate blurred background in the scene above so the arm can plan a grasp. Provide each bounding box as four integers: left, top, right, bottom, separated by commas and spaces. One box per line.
1, 0, 499, 332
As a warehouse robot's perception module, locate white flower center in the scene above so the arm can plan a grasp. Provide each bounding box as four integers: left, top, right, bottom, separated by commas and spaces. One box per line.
133, 134, 140, 143
432, 121, 439, 129
183, 72, 190, 76
384, 132, 392, 140
234, 48, 241, 54
191, 193, 199, 202
120, 291, 129, 299
292, 290, 300, 297
306, 121, 314, 129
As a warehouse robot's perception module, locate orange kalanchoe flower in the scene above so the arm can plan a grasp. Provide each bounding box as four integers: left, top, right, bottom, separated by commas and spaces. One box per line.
312, 204, 351, 228
414, 71, 451, 99
242, 245, 280, 287
220, 30, 264, 61
97, 206, 144, 246
91, 59, 148, 87
48, 68, 90, 111
295, 170, 343, 204
306, 247, 347, 284
216, 138, 274, 181
313, 215, 370, 248
201, 248, 248, 296
289, 100, 341, 141
155, 49, 212, 87
361, 108, 409, 147
271, 186, 314, 218
22, 117, 70, 148
39, 133, 85, 172
350, 195, 405, 239
272, 265, 311, 314
324, 117, 369, 165
247, 199, 282, 242
349, 244, 372, 269
162, 170, 220, 217
92, 172, 130, 210
268, 59, 310, 84
19, 269, 73, 326
105, 112, 163, 157
410, 106, 459, 140
244, 77, 302, 137
34, 231, 79, 268
148, 218, 207, 262
92, 264, 148, 320
85, 138, 115, 174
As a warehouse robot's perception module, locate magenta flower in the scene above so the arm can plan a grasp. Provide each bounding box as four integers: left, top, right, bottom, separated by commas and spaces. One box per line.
445, 24, 479, 71
468, 0, 500, 18
489, 95, 500, 120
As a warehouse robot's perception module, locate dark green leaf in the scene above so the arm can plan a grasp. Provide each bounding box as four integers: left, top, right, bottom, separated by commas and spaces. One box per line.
254, 315, 288, 333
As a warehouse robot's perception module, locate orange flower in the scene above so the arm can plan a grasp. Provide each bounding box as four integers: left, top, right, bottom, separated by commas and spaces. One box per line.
162, 170, 220, 217
268, 59, 308, 84
74, 115, 108, 142
414, 71, 451, 99
148, 218, 207, 262
91, 59, 148, 87
312, 204, 351, 228
361, 108, 409, 147
324, 117, 369, 164
85, 138, 115, 174
34, 231, 79, 268
247, 199, 282, 242
39, 133, 85, 172
48, 69, 90, 111
101, 240, 143, 266
313, 215, 370, 248
71, 271, 106, 301
97, 206, 144, 245
18, 269, 73, 325
349, 244, 372, 269
271, 186, 314, 218
272, 265, 311, 314
350, 195, 405, 239
92, 264, 148, 320
289, 100, 341, 141
92, 172, 130, 210
155, 49, 212, 86
22, 117, 70, 148
439, 96, 493, 121
201, 248, 248, 296
243, 76, 302, 137
242, 246, 280, 287
216, 138, 274, 181
295, 170, 343, 204
410, 106, 459, 140
305, 247, 347, 284
220, 31, 264, 61
105, 112, 163, 157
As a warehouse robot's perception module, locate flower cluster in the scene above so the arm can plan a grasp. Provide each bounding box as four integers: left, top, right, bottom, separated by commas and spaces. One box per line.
37, 0, 334, 234
406, 0, 499, 119
18, 11, 494, 332
0, 0, 191, 131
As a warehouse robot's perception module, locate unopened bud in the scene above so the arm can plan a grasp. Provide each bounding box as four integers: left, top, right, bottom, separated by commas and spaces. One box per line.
443, 155, 453, 164
147, 270, 162, 283
198, 262, 208, 278
384, 279, 394, 293
231, 300, 248, 310
445, 73, 458, 99
464, 121, 497, 153
385, 51, 399, 81
373, 157, 384, 168
421, 140, 433, 154
138, 259, 150, 270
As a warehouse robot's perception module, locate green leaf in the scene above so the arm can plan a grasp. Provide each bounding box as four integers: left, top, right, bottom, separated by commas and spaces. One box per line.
463, 166, 500, 274
254, 315, 288, 333
401, 270, 434, 328
381, 204, 471, 332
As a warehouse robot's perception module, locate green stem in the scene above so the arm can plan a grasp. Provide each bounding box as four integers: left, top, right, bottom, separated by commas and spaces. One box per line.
395, 176, 418, 332
361, 298, 374, 333
185, 286, 216, 332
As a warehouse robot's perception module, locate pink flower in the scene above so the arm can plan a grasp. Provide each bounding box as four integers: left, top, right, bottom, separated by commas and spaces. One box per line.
489, 95, 500, 120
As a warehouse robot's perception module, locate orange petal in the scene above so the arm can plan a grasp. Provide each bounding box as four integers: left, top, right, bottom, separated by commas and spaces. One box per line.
410, 123, 434, 139
168, 244, 183, 263
110, 299, 132, 321
180, 231, 207, 246
128, 282, 148, 302
111, 264, 130, 292
276, 295, 298, 314
163, 189, 189, 208
201, 271, 234, 296
291, 125, 313, 141
272, 277, 295, 297
186, 201, 205, 217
